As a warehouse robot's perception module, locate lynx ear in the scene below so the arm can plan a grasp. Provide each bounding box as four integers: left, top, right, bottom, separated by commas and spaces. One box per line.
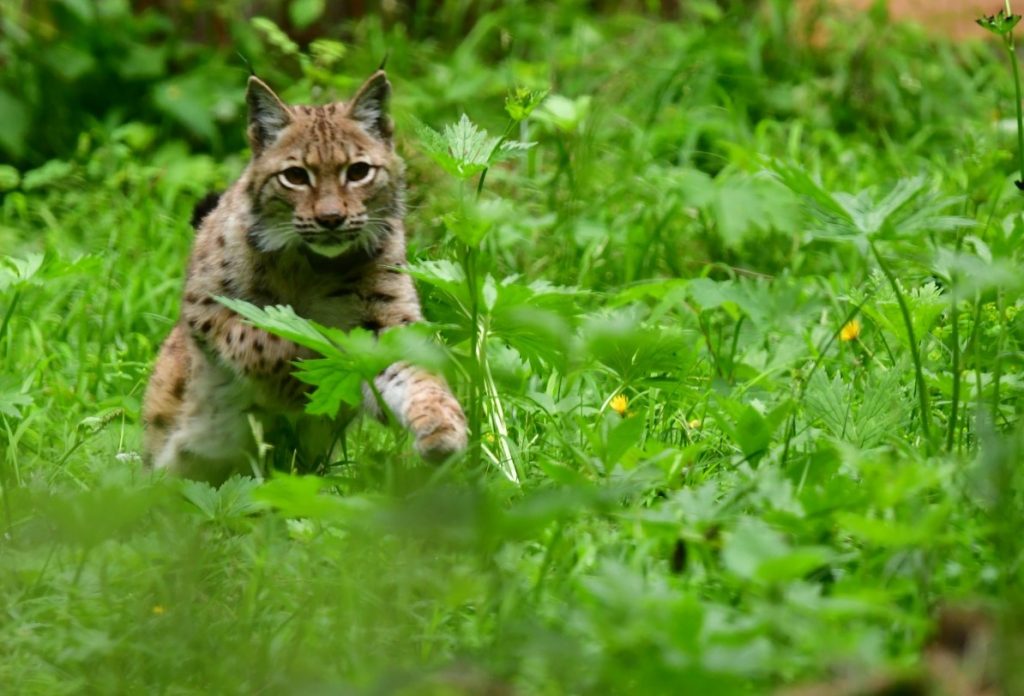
347, 70, 393, 142
246, 76, 291, 154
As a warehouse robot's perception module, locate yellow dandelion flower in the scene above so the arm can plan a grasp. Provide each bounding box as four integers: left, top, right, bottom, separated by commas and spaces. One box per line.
152, 605, 166, 615
840, 318, 861, 342
610, 394, 629, 416
688, 418, 702, 429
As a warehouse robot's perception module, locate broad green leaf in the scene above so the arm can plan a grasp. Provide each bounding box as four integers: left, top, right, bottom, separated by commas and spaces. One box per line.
534, 94, 591, 133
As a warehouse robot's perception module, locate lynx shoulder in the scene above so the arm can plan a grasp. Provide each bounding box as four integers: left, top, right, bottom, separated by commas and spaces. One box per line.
142, 71, 466, 481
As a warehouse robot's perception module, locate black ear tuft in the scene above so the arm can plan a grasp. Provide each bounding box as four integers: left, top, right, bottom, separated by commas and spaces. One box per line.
246, 76, 291, 154
347, 71, 393, 142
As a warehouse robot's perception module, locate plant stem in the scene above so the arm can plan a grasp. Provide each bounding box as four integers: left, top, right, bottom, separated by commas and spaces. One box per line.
465, 242, 482, 470
946, 208, 971, 453
1008, 44, 1024, 186
947, 290, 961, 453
1005, 1, 1024, 186
870, 241, 932, 450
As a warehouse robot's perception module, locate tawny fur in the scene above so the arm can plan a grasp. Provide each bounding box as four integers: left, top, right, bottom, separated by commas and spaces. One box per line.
143, 71, 467, 481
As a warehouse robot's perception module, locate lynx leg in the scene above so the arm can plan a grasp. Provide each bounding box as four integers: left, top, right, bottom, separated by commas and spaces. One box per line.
366, 362, 467, 461
145, 327, 258, 483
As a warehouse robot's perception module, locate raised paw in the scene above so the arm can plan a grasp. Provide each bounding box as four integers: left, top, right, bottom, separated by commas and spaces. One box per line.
409, 392, 468, 462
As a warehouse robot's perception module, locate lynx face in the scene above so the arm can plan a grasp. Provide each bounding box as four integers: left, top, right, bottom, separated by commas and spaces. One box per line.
245, 74, 403, 258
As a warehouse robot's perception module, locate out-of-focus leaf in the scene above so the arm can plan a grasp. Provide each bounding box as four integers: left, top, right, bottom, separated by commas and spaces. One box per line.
22, 160, 74, 191
0, 90, 29, 159
289, 0, 325, 28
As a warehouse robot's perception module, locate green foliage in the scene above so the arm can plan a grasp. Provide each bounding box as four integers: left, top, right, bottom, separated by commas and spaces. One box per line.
220, 298, 448, 415
2, 2, 1024, 694
416, 113, 533, 181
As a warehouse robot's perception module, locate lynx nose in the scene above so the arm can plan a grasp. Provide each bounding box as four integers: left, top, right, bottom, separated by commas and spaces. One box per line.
315, 213, 346, 230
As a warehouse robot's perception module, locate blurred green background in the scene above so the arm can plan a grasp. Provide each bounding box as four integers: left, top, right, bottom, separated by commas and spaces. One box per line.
2, 1, 1023, 694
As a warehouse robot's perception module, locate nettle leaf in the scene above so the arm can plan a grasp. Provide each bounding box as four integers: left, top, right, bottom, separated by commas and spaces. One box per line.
415, 114, 532, 180
293, 327, 447, 418
861, 277, 945, 349
180, 476, 263, 525
406, 259, 470, 309
490, 278, 582, 370
219, 297, 448, 417
804, 369, 909, 449
581, 310, 697, 384
491, 139, 535, 166
804, 372, 852, 443
440, 196, 515, 247
856, 368, 911, 449
217, 297, 338, 355
295, 361, 365, 414
773, 161, 971, 243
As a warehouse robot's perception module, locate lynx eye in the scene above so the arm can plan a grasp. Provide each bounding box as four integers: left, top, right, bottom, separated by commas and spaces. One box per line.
346, 162, 373, 184
279, 167, 311, 188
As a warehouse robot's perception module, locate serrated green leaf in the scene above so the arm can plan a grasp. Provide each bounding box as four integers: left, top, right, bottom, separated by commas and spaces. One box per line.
294, 360, 365, 415
216, 298, 339, 356
416, 115, 531, 180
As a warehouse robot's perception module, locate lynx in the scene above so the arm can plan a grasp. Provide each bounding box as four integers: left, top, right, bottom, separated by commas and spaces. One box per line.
143, 71, 467, 481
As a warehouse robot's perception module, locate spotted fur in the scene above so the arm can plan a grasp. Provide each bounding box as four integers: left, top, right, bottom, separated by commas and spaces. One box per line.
143, 71, 467, 481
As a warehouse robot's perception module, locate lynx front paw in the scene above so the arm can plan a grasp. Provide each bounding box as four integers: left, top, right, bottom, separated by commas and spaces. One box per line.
409, 393, 468, 462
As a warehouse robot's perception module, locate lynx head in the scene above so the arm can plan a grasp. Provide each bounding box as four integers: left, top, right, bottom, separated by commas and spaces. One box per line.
244, 71, 403, 258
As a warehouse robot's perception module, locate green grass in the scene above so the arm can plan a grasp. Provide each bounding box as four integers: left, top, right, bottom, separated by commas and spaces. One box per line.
2, 2, 1024, 693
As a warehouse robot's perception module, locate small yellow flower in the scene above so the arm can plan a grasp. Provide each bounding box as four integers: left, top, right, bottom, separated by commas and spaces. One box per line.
610, 394, 629, 416
152, 605, 166, 615
688, 418, 702, 429
840, 318, 861, 342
